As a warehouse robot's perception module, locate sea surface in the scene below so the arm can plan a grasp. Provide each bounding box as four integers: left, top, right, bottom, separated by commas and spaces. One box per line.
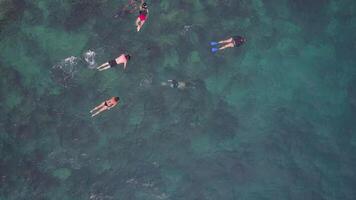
1, 0, 356, 199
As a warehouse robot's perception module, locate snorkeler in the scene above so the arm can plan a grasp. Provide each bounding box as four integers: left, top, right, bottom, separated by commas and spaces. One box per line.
90, 97, 120, 117
210, 35, 246, 52
136, 2, 148, 32
162, 80, 193, 90
97, 54, 131, 71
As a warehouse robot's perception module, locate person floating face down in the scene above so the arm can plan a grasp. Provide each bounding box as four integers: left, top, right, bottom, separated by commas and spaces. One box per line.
97, 54, 131, 71
162, 80, 193, 90
90, 97, 120, 117
210, 35, 246, 52
136, 2, 148, 32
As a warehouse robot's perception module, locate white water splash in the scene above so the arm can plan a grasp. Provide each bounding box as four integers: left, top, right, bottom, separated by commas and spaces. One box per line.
51, 56, 80, 87
54, 56, 79, 74
125, 177, 169, 199
84, 50, 97, 68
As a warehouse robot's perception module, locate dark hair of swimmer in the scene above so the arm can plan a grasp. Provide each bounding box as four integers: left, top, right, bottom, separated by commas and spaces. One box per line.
142, 2, 148, 9
171, 80, 179, 88
239, 37, 246, 44
234, 36, 246, 47
125, 54, 131, 60
114, 97, 120, 102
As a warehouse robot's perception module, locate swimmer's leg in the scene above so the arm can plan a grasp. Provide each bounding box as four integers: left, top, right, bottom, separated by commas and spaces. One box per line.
91, 107, 107, 117
136, 19, 145, 32
98, 66, 111, 71
135, 18, 140, 26
218, 38, 233, 44
219, 43, 234, 50
90, 102, 105, 113
97, 63, 109, 70
90, 107, 100, 113
137, 22, 144, 32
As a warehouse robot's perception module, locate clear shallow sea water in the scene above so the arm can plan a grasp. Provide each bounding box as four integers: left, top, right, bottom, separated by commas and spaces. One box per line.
0, 0, 356, 199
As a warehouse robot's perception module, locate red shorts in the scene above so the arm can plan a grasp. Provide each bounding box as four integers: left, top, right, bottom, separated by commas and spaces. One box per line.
139, 14, 147, 21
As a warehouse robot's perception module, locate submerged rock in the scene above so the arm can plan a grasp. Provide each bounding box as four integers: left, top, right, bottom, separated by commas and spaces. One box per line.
52, 168, 71, 181
0, 0, 25, 29
189, 51, 201, 63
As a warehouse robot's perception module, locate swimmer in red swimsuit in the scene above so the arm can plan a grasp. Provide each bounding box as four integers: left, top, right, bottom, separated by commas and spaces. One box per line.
135, 2, 148, 32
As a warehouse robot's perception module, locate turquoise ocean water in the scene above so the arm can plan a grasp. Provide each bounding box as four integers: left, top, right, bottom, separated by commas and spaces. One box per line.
1, 0, 356, 199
